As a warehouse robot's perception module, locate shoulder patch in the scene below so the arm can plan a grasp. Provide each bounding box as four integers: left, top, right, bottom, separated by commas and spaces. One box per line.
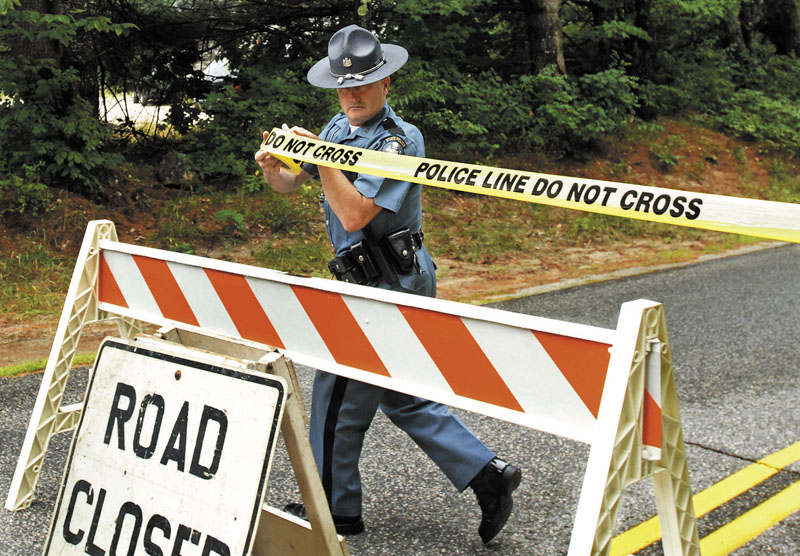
381, 135, 407, 155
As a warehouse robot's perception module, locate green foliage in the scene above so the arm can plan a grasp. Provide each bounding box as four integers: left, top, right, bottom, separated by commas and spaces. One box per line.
1, 353, 95, 378
2, 0, 800, 203
0, 8, 134, 198
392, 63, 510, 157
391, 59, 640, 160
0, 0, 19, 15
566, 13, 652, 50
700, 38, 800, 155
214, 208, 246, 234
147, 176, 323, 254
258, 192, 301, 234
251, 234, 331, 276
649, 135, 687, 172
517, 67, 639, 157
745, 44, 800, 96
0, 239, 72, 320
558, 0, 800, 159
253, 182, 322, 235
180, 67, 333, 183
712, 90, 800, 156
0, 166, 53, 222
0, 76, 123, 198
766, 157, 800, 203
149, 195, 210, 252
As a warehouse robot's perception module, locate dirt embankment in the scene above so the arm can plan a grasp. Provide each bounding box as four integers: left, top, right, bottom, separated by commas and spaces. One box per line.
1, 119, 791, 370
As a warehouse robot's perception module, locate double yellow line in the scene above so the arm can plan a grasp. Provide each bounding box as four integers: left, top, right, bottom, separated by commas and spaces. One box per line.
611, 440, 800, 555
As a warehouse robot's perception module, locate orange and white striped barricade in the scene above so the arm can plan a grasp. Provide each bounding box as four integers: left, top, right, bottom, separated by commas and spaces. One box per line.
6, 220, 700, 556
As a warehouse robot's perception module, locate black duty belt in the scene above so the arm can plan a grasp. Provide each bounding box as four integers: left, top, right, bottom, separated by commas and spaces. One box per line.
329, 228, 423, 286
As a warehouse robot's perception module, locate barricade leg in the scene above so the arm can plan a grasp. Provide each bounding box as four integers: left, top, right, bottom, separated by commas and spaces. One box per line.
569, 301, 700, 556
649, 307, 700, 555
154, 327, 349, 556
254, 355, 350, 556
5, 220, 118, 511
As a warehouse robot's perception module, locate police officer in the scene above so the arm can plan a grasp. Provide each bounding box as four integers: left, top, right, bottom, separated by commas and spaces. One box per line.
254, 24, 521, 544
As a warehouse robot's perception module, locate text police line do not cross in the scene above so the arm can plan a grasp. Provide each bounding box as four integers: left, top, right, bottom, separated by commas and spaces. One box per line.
264, 131, 702, 220
262, 129, 800, 243
412, 161, 704, 221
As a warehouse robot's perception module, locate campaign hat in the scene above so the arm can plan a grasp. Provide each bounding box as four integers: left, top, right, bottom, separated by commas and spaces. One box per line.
307, 24, 408, 89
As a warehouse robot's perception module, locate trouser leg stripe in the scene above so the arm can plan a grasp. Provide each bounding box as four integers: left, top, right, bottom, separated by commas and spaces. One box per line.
322, 375, 350, 505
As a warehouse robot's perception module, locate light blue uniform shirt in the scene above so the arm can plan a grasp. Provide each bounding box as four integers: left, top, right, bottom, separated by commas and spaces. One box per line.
304, 104, 436, 295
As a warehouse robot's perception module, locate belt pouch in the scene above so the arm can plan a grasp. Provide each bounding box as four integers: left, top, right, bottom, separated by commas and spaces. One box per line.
328, 252, 366, 284
350, 240, 380, 281
381, 228, 416, 274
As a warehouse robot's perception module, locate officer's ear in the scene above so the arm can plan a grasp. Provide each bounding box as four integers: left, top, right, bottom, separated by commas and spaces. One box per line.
383, 76, 391, 95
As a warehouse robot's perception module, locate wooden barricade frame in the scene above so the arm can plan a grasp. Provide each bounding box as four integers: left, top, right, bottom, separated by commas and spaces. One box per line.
139, 327, 351, 556
6, 220, 701, 556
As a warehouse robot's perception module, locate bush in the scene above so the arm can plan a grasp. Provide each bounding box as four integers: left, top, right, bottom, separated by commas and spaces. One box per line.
179, 66, 334, 184
392, 62, 639, 160
0, 62, 124, 199
0, 171, 53, 226
713, 90, 800, 154
517, 67, 638, 157
0, 8, 131, 200
392, 63, 524, 158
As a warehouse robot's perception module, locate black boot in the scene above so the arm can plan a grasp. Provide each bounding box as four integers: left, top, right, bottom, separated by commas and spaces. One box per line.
283, 502, 365, 535
468, 457, 522, 544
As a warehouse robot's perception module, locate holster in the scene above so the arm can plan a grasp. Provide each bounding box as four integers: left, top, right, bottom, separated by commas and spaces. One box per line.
380, 228, 421, 275
328, 239, 380, 285
328, 227, 423, 286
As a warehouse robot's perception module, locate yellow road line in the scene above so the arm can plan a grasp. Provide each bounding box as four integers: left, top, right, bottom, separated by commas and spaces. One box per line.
699, 479, 800, 555
610, 440, 800, 556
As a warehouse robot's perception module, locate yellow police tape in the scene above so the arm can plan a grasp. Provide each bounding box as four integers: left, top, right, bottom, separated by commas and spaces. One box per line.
261, 128, 800, 243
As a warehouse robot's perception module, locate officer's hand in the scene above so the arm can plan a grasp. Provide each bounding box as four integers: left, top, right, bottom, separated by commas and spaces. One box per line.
285, 123, 320, 141
254, 130, 286, 175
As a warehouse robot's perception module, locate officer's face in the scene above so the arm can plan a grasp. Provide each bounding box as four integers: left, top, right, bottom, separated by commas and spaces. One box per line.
336, 78, 390, 126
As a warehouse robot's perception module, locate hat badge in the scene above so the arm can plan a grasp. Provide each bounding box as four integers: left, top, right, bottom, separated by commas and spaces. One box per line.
342, 57, 352, 68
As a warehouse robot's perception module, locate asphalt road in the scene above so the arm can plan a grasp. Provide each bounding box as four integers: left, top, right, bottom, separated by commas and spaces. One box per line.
1, 243, 798, 555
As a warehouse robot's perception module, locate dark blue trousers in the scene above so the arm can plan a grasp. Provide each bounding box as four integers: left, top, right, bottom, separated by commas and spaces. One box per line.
309, 371, 495, 516
307, 246, 494, 516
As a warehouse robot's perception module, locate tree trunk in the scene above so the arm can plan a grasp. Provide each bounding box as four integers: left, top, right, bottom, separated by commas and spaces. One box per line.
10, 0, 62, 63
526, 0, 566, 74
9, 0, 100, 115
738, 0, 766, 50
760, 0, 800, 55
628, 0, 654, 76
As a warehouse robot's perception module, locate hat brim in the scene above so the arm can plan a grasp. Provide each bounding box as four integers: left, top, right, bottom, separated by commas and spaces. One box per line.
307, 44, 408, 89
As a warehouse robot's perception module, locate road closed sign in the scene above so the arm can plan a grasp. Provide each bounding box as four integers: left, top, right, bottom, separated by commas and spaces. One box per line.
44, 338, 286, 556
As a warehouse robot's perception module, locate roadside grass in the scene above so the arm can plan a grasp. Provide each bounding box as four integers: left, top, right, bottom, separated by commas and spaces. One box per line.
768, 158, 800, 204
0, 353, 96, 379
251, 233, 332, 277
0, 237, 74, 323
